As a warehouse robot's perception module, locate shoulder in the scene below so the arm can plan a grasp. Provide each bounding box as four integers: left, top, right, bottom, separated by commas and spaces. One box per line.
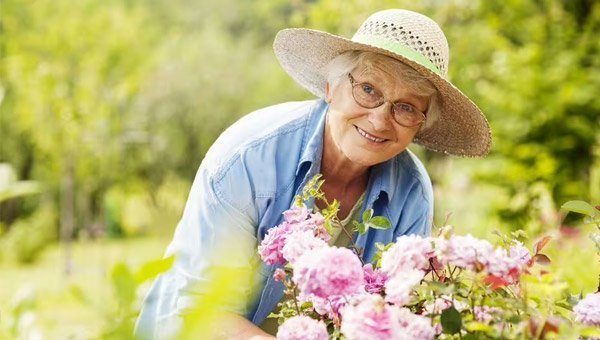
198, 100, 323, 211
202, 100, 320, 173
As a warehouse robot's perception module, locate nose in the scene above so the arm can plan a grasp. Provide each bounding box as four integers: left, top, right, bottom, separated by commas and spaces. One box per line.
368, 103, 393, 131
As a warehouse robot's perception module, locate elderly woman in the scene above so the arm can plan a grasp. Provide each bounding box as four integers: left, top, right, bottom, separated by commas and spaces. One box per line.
136, 8, 490, 339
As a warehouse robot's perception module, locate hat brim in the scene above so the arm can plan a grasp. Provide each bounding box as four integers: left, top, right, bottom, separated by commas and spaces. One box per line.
273, 28, 492, 157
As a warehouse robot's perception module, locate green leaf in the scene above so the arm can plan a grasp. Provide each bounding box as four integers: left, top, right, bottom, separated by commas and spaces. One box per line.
302, 174, 324, 201
464, 321, 493, 332
580, 327, 600, 337
426, 281, 456, 295
461, 335, 480, 340
324, 220, 335, 236
510, 229, 528, 240
554, 301, 573, 310
367, 216, 392, 230
111, 263, 137, 306
134, 256, 175, 284
441, 306, 462, 334
362, 209, 373, 222
568, 293, 583, 306
561, 200, 599, 217
506, 315, 522, 324
357, 222, 367, 235
294, 195, 303, 207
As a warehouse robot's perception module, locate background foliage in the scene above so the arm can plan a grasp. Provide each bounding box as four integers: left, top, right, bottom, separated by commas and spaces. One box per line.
1, 0, 599, 338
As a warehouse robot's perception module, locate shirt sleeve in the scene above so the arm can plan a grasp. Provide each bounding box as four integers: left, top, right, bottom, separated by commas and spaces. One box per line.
135, 161, 265, 339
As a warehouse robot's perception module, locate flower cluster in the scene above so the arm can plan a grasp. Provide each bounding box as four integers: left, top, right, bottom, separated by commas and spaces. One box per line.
258, 205, 329, 266
277, 315, 328, 340
574, 293, 600, 327
259, 203, 600, 339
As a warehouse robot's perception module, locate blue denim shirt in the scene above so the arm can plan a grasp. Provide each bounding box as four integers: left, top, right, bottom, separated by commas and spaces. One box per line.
135, 99, 433, 339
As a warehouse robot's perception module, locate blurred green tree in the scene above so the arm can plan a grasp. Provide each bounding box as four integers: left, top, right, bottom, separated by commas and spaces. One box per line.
1, 0, 598, 244
442, 0, 600, 230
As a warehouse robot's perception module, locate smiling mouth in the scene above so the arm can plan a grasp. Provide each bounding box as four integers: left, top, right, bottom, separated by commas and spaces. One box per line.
355, 126, 388, 143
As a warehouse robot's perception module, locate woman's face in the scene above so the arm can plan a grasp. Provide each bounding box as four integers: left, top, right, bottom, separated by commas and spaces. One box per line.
324, 65, 429, 167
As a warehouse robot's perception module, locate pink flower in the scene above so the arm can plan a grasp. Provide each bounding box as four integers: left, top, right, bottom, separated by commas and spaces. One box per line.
474, 306, 503, 324
258, 207, 331, 266
299, 293, 355, 317
295, 212, 330, 242
273, 268, 287, 282
277, 315, 328, 340
258, 224, 291, 265
363, 263, 388, 294
340, 295, 396, 340
300, 293, 333, 316
395, 308, 436, 340
293, 246, 364, 299
509, 241, 531, 266
309, 213, 331, 242
485, 248, 523, 282
384, 269, 424, 306
282, 205, 310, 223
423, 296, 468, 315
282, 230, 328, 264
437, 234, 494, 271
574, 292, 600, 326
423, 298, 451, 315
341, 296, 436, 340
380, 235, 434, 276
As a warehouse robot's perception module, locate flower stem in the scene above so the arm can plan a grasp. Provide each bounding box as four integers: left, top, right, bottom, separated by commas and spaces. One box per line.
318, 196, 365, 266
339, 224, 365, 266
292, 284, 301, 315
429, 259, 441, 280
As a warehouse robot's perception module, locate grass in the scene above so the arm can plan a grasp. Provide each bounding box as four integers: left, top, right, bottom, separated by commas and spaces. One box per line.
0, 236, 169, 339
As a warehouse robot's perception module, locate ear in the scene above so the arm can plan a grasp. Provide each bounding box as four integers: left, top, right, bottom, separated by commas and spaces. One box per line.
324, 82, 332, 103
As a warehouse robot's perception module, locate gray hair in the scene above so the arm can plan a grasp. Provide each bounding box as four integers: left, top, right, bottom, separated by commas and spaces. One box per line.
324, 51, 440, 131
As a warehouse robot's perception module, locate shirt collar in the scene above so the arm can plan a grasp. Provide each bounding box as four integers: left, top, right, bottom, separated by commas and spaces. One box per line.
296, 99, 328, 179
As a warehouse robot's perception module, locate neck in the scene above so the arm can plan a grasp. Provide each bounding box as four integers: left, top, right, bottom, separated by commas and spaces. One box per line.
318, 123, 370, 218
320, 123, 370, 190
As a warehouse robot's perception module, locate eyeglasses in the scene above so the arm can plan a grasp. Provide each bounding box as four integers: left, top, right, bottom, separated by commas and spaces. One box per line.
347, 73, 426, 128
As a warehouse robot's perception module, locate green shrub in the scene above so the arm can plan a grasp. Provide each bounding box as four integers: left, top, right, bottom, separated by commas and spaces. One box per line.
1, 203, 57, 264
104, 174, 190, 238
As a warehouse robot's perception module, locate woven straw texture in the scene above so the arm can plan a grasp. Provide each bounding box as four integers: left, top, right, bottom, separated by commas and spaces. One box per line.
273, 9, 491, 157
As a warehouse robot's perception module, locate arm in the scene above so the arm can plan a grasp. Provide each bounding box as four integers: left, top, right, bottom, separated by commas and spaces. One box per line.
212, 313, 275, 339
136, 163, 267, 339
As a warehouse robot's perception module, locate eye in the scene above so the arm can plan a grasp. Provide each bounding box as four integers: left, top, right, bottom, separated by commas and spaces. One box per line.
360, 83, 377, 96
395, 103, 415, 113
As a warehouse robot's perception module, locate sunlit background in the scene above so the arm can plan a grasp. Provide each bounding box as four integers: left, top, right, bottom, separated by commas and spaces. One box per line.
1, 0, 599, 338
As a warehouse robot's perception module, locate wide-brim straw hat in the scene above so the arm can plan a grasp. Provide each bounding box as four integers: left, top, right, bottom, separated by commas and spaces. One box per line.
273, 9, 491, 157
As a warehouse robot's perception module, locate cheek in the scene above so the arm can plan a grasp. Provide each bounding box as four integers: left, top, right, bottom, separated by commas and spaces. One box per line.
328, 108, 361, 136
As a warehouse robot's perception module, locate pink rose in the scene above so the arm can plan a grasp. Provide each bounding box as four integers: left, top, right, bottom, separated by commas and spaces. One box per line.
282, 230, 328, 264
277, 315, 328, 340
363, 263, 388, 294
293, 246, 364, 299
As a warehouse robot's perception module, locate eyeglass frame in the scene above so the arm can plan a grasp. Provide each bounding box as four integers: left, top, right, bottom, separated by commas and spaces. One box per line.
347, 73, 427, 128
